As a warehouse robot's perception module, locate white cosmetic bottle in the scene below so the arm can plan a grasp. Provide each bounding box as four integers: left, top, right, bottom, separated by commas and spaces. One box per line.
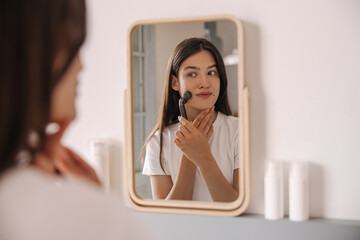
264, 161, 284, 220
289, 162, 309, 221
89, 139, 110, 192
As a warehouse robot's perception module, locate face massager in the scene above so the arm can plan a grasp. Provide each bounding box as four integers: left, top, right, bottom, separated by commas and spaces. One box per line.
179, 91, 192, 120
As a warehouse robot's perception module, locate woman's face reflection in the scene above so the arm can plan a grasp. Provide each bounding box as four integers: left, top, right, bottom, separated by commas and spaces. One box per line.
172, 50, 220, 113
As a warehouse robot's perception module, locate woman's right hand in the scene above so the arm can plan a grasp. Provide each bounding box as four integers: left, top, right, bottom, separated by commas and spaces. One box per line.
173, 106, 215, 167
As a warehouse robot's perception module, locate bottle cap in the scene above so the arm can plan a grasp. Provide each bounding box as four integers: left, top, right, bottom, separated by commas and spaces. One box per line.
290, 162, 308, 178
266, 161, 282, 178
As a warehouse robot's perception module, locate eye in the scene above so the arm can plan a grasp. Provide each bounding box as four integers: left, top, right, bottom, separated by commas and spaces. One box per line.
208, 70, 217, 76
187, 72, 196, 77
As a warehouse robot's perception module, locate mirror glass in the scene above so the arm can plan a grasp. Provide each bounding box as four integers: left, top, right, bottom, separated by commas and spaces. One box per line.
131, 19, 241, 203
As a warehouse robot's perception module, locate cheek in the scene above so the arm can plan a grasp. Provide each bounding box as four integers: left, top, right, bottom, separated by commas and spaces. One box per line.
214, 78, 221, 93
50, 79, 76, 122
178, 79, 191, 94
50, 54, 81, 122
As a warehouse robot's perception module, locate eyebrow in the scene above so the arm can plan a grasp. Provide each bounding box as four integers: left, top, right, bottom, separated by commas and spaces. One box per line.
184, 64, 217, 70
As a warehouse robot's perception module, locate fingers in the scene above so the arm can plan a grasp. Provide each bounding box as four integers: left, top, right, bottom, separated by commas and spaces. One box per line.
54, 147, 77, 175
55, 146, 101, 186
175, 107, 214, 150
175, 130, 185, 140
193, 109, 209, 128
174, 118, 194, 148
173, 138, 181, 148
199, 107, 214, 132
64, 147, 91, 169
174, 124, 191, 145
64, 147, 98, 176
178, 124, 191, 137
178, 116, 197, 133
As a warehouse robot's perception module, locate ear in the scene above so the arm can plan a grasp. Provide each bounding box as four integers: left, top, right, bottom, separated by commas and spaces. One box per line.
171, 75, 180, 91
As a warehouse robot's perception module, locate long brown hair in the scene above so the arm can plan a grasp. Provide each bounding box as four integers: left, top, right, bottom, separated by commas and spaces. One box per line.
0, 0, 86, 174
141, 37, 232, 169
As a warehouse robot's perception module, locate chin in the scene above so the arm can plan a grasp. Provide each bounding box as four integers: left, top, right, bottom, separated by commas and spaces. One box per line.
194, 104, 214, 110
51, 109, 76, 123
69, 108, 77, 121
62, 105, 77, 122
69, 113, 76, 121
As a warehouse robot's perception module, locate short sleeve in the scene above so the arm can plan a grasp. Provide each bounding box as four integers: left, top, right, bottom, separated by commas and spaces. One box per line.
142, 132, 170, 176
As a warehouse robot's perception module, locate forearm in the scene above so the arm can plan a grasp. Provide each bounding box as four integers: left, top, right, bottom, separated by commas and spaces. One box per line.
198, 157, 238, 202
166, 155, 196, 200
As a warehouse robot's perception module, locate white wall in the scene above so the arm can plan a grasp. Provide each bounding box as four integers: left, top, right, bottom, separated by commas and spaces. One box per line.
63, 0, 360, 220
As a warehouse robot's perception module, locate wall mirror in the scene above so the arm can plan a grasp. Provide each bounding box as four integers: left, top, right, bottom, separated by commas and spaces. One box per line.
125, 15, 250, 216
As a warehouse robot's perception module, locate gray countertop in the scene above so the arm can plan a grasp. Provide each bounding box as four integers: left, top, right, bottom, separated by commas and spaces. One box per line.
138, 213, 360, 240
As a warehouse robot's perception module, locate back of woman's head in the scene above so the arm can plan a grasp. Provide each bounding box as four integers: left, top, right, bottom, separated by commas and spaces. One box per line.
0, 0, 86, 174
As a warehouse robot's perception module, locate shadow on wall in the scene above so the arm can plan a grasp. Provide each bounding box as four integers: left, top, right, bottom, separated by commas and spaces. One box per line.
309, 162, 324, 218
242, 21, 266, 214
107, 139, 124, 196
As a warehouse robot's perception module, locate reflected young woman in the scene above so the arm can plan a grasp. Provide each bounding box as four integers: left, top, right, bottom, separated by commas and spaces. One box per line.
142, 38, 239, 202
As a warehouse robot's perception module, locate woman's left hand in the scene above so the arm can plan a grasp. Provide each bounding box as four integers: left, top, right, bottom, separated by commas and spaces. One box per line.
173, 116, 213, 168
32, 121, 101, 187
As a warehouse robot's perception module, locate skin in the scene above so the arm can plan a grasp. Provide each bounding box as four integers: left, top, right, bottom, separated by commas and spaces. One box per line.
32, 53, 101, 187
150, 50, 239, 202
51, 53, 81, 122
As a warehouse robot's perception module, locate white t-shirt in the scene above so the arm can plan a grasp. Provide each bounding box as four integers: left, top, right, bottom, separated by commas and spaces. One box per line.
142, 112, 239, 201
0, 166, 149, 240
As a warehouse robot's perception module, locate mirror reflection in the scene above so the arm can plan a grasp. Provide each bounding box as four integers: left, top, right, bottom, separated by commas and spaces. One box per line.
132, 20, 239, 202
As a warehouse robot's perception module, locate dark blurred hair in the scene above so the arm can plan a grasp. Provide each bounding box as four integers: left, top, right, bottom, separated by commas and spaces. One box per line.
141, 37, 232, 169
0, 0, 86, 174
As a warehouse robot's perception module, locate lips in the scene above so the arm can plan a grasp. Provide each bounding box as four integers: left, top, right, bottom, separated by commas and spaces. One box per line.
196, 92, 212, 98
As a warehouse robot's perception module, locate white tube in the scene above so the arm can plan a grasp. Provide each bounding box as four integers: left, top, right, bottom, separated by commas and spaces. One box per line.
89, 139, 110, 192
264, 161, 284, 220
289, 162, 309, 221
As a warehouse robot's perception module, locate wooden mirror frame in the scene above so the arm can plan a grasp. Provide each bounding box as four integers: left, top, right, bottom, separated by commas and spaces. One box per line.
124, 14, 250, 216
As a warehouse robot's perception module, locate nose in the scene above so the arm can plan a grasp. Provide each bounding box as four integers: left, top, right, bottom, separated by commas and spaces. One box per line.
199, 74, 210, 89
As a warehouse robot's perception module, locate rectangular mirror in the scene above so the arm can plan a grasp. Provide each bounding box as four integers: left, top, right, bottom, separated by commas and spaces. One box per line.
125, 15, 250, 216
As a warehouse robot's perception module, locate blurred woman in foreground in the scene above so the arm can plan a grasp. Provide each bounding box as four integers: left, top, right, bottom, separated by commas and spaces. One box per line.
0, 1, 147, 239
